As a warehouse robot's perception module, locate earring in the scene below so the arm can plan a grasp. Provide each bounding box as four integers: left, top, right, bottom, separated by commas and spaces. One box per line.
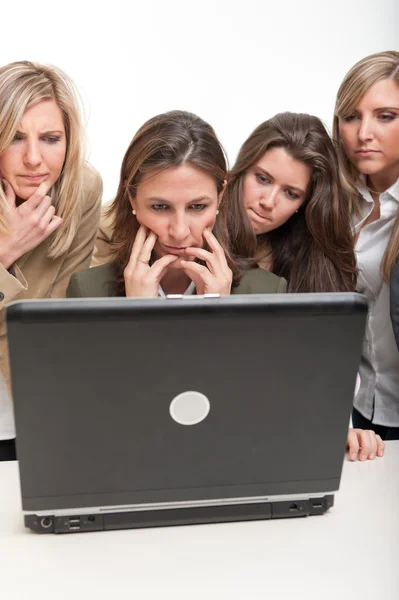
295, 209, 299, 213
216, 209, 219, 215
132, 209, 136, 215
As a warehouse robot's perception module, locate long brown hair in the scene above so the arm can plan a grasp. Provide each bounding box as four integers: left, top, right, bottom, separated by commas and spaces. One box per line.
225, 112, 357, 292
108, 110, 253, 295
333, 50, 399, 281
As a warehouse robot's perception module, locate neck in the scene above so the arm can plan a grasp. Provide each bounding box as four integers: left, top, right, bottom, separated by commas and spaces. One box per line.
160, 268, 192, 295
367, 166, 399, 194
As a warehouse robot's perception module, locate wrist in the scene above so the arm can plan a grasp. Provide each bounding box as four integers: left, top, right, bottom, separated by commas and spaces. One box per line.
0, 251, 16, 271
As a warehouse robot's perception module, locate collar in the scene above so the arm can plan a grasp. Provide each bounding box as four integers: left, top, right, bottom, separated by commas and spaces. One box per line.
158, 280, 196, 297
357, 175, 399, 204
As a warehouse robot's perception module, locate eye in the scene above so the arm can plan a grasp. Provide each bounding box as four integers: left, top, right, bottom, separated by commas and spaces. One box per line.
42, 135, 62, 144
11, 133, 23, 142
189, 204, 208, 211
255, 173, 270, 184
151, 204, 169, 211
378, 113, 396, 122
286, 189, 300, 200
342, 113, 358, 123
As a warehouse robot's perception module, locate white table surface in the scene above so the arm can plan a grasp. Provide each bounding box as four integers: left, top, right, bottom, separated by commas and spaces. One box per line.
0, 443, 398, 600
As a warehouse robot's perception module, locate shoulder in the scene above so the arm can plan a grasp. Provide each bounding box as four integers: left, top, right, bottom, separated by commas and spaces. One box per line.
99, 201, 115, 239
67, 262, 116, 298
232, 267, 287, 294
81, 162, 103, 212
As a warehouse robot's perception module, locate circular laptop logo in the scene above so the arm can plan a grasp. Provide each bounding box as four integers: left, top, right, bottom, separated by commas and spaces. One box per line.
169, 391, 210, 426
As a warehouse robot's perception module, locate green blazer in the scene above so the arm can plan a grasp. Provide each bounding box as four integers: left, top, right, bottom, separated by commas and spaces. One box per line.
67, 262, 287, 298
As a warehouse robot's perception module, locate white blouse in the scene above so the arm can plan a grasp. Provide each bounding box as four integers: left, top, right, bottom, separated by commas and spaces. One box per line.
354, 177, 399, 427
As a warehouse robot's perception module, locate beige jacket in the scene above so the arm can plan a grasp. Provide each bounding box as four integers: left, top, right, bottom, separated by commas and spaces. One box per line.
0, 164, 103, 392
91, 201, 114, 267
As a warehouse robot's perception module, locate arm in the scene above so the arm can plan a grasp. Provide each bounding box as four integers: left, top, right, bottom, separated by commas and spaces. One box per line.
50, 166, 102, 298
0, 263, 28, 310
276, 276, 287, 293
390, 258, 399, 350
66, 271, 85, 298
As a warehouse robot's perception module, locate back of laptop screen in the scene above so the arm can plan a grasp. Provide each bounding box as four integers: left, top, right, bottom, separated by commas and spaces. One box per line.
7, 296, 366, 512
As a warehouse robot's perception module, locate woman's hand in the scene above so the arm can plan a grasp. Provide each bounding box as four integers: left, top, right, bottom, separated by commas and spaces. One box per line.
181, 228, 232, 296
0, 180, 62, 269
124, 225, 177, 297
347, 428, 385, 461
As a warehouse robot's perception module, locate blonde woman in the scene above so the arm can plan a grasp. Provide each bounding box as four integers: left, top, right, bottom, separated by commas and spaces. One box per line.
0, 61, 102, 459
333, 50, 399, 440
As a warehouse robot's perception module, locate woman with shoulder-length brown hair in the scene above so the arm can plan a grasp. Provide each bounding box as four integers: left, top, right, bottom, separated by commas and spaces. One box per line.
68, 110, 286, 299
225, 111, 357, 293
332, 50, 399, 441
0, 61, 102, 461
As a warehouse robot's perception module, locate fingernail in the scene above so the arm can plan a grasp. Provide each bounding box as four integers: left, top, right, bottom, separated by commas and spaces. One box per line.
369, 453, 375, 460
350, 453, 357, 461
361, 455, 367, 461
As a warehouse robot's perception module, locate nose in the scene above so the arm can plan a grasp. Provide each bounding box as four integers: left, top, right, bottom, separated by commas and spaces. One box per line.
168, 212, 190, 243
23, 139, 42, 168
357, 116, 374, 143
259, 186, 278, 210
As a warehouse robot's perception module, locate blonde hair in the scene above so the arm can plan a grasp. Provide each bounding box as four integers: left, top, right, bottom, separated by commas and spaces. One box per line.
332, 51, 399, 280
0, 61, 86, 258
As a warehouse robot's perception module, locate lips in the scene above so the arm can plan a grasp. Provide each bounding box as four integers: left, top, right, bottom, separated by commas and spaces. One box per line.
249, 208, 271, 222
19, 174, 48, 182
162, 244, 191, 256
355, 150, 379, 156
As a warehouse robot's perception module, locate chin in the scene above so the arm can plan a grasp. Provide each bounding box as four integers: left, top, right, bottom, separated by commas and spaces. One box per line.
16, 184, 43, 200
169, 257, 188, 269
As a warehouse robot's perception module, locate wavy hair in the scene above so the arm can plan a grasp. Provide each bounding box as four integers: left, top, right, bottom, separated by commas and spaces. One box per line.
0, 60, 86, 257
332, 51, 399, 281
107, 110, 254, 295
226, 112, 357, 292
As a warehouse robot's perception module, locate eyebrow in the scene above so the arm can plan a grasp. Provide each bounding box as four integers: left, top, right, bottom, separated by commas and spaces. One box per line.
15, 129, 64, 135
254, 165, 307, 195
349, 106, 399, 113
146, 195, 213, 203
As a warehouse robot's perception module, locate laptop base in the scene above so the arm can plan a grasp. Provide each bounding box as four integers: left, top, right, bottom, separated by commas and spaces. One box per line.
25, 494, 334, 533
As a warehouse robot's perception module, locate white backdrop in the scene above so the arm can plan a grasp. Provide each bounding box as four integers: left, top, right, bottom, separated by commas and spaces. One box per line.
1, 0, 398, 203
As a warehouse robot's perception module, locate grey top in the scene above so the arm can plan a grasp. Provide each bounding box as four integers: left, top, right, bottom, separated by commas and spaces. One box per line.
67, 263, 288, 298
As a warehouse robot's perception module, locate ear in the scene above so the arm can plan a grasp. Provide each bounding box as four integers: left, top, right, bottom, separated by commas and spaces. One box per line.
218, 179, 227, 207
125, 179, 137, 213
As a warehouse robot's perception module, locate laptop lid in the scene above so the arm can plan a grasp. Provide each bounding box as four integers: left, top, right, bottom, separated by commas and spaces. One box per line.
7, 293, 367, 514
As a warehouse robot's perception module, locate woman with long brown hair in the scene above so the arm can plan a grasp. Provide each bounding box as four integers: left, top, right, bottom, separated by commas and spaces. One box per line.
67, 110, 286, 299
225, 111, 357, 293
224, 111, 385, 461
333, 50, 399, 440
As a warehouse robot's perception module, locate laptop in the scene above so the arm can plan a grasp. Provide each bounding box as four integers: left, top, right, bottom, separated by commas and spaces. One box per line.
6, 292, 367, 533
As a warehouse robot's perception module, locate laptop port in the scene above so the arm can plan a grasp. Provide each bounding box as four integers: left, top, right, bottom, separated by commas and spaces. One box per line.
68, 517, 80, 530
40, 517, 52, 529
289, 503, 300, 511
